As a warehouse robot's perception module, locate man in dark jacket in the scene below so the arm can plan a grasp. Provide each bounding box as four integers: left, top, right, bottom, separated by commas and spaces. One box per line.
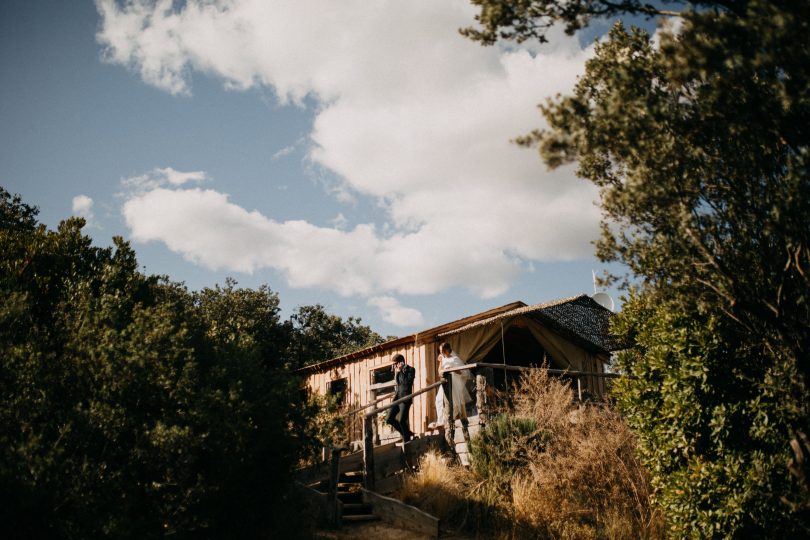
387, 354, 415, 442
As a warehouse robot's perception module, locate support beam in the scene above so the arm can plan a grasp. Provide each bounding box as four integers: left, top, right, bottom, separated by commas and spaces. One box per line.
327, 446, 343, 527
475, 373, 488, 426
442, 374, 455, 453
363, 415, 375, 490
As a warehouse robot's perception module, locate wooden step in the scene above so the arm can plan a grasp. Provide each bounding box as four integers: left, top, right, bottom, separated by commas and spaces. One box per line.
307, 480, 327, 490
337, 491, 363, 504
341, 502, 373, 515
342, 514, 380, 523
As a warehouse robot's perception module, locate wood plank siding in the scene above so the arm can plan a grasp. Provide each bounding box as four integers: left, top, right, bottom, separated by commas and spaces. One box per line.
299, 295, 617, 442
303, 341, 442, 437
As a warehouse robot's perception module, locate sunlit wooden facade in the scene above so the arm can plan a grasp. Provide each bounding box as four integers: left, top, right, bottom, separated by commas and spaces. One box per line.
296, 295, 615, 440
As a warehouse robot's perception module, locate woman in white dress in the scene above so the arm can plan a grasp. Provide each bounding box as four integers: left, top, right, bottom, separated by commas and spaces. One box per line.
435, 342, 471, 423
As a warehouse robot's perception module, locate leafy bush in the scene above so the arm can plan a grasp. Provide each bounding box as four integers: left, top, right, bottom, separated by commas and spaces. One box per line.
613, 293, 809, 538
0, 188, 313, 538
465, 1, 810, 535
469, 414, 538, 482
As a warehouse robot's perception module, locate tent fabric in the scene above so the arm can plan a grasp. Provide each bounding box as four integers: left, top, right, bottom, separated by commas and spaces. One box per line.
440, 315, 597, 374
524, 317, 586, 371
443, 322, 504, 364
514, 316, 605, 393
430, 314, 607, 401
437, 294, 616, 352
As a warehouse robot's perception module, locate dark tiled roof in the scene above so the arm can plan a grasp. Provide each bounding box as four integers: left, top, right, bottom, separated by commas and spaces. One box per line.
439, 294, 618, 353
534, 295, 616, 352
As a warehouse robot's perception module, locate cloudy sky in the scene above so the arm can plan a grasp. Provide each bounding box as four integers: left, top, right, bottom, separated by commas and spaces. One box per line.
1, 0, 633, 335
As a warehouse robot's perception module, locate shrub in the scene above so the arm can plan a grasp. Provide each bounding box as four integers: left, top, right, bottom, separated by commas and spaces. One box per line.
469, 414, 538, 482
0, 189, 312, 539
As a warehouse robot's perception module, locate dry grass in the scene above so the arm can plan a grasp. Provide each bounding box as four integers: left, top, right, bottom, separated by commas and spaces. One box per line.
400, 370, 664, 539
401, 451, 466, 521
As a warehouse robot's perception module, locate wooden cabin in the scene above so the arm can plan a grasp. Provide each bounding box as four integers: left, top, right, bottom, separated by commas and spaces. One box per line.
296, 294, 616, 444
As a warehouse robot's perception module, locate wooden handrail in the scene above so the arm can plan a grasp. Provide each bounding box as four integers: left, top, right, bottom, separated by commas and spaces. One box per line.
357, 363, 623, 489
440, 362, 626, 379
364, 380, 444, 418
362, 379, 445, 490
342, 391, 394, 419
348, 363, 620, 418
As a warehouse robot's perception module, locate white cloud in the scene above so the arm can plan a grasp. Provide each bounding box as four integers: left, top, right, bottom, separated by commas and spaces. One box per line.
101, 0, 601, 310
158, 167, 208, 185
368, 296, 425, 327
120, 166, 208, 194
330, 213, 348, 230
271, 144, 296, 160
120, 183, 517, 298
72, 195, 96, 226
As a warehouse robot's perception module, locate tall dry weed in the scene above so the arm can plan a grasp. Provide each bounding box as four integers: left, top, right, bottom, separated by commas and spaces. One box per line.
400, 450, 472, 529
400, 369, 664, 539
508, 370, 663, 539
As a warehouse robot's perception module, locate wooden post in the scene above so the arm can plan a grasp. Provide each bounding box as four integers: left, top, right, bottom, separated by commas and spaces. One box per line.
363, 414, 375, 490
372, 413, 380, 446
327, 446, 343, 527
475, 372, 488, 427
577, 376, 582, 402
442, 374, 455, 454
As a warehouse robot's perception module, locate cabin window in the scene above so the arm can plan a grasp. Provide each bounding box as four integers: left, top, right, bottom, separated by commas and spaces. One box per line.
369, 364, 396, 401
372, 364, 395, 385
328, 377, 348, 406
299, 386, 311, 402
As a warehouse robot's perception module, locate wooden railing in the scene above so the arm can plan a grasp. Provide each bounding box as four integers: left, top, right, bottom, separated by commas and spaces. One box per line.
361, 380, 444, 490
442, 361, 624, 401
331, 363, 625, 490
339, 388, 397, 444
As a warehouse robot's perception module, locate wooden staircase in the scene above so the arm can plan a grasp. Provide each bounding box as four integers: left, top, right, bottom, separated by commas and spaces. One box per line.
297, 437, 443, 536
335, 470, 379, 524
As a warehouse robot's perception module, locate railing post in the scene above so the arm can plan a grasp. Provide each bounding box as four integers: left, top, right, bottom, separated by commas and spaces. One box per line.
372, 413, 380, 446
475, 372, 488, 427
327, 446, 343, 527
363, 414, 375, 490
442, 373, 455, 454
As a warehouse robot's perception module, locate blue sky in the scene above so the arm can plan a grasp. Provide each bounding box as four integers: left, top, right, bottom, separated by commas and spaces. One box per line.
1, 0, 632, 336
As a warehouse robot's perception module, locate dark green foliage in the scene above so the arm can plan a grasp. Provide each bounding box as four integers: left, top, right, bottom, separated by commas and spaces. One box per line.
0, 187, 316, 538
286, 303, 385, 368
469, 414, 539, 481
612, 294, 808, 536
464, 0, 810, 536
461, 0, 721, 45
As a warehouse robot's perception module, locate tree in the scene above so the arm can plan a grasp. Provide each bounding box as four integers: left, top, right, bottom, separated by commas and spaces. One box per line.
0, 187, 313, 538
193, 278, 291, 367
287, 304, 386, 369
461, 0, 691, 44
464, 1, 809, 536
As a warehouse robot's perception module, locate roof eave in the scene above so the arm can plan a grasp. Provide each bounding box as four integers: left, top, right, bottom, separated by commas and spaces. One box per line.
294, 300, 527, 375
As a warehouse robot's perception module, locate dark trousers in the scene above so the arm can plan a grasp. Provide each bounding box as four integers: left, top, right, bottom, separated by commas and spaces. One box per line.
386, 401, 412, 441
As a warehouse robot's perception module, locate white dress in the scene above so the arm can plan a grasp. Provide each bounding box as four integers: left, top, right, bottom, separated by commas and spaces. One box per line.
435, 353, 472, 421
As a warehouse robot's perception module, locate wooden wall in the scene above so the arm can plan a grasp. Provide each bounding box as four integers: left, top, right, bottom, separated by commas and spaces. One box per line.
304, 341, 443, 440
304, 334, 611, 441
